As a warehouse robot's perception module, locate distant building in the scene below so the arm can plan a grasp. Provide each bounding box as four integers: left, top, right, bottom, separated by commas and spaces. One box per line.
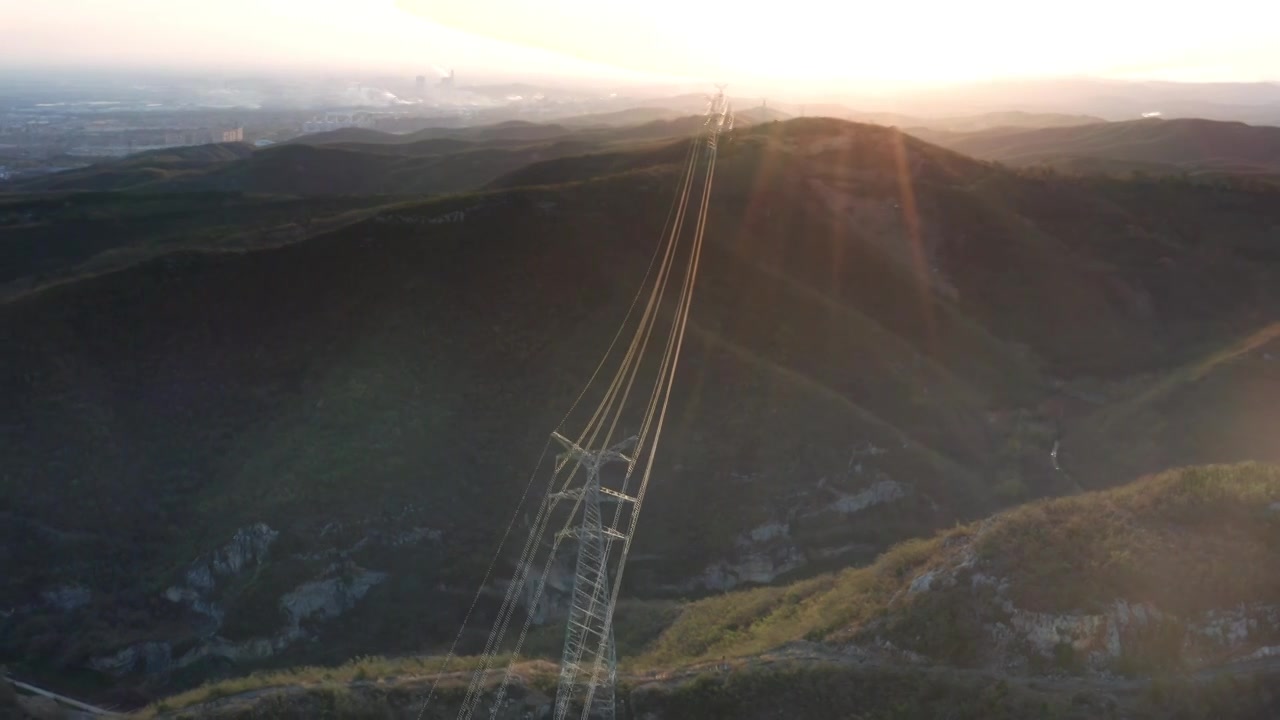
440, 70, 455, 89
301, 113, 377, 134
415, 75, 426, 96
66, 125, 245, 156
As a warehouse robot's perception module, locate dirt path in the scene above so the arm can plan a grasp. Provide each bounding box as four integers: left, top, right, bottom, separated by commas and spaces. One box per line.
5, 675, 122, 717
146, 647, 1280, 718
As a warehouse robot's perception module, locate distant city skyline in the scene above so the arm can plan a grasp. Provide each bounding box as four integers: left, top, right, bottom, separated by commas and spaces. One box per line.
3, 0, 1279, 93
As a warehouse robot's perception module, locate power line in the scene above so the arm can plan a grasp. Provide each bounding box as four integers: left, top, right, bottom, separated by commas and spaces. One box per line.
420, 87, 732, 720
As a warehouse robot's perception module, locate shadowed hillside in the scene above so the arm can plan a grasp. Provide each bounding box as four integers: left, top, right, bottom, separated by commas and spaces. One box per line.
641, 463, 1280, 670
135, 464, 1280, 720
3, 143, 254, 193
0, 192, 395, 299
2, 119, 1280, 706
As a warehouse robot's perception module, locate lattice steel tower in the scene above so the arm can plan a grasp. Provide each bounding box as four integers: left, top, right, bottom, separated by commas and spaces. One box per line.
432, 86, 732, 720
548, 432, 635, 720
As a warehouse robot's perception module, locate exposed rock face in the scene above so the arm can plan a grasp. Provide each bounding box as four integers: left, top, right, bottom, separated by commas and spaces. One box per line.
280, 564, 388, 629
677, 476, 908, 593
677, 520, 807, 593
898, 533, 1280, 672
164, 523, 278, 628
205, 523, 278, 579
93, 562, 390, 678
654, 473, 910, 595
697, 546, 808, 591
907, 570, 941, 595
40, 584, 90, 611
822, 481, 905, 516
88, 641, 172, 676
90, 524, 400, 678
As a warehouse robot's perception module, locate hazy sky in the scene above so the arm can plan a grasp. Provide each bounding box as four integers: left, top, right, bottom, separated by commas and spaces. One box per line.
3, 0, 1279, 89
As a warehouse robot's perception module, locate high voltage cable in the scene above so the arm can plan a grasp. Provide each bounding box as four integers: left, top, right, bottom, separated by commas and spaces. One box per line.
420, 129, 705, 720
414, 135, 700, 720
454, 136, 705, 720
418, 89, 730, 720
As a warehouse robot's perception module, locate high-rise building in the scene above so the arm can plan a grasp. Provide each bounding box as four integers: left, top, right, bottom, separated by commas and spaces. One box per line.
440, 69, 455, 89
415, 75, 426, 96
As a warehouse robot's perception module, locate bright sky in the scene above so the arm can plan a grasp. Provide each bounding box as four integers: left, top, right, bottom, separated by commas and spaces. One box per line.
3, 0, 1279, 87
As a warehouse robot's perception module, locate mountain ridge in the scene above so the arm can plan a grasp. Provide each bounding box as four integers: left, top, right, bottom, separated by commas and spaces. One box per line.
914, 117, 1280, 178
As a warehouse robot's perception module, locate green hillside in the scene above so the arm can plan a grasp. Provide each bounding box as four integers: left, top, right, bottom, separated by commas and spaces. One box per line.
0, 192, 396, 299
135, 463, 1280, 719
641, 463, 1280, 666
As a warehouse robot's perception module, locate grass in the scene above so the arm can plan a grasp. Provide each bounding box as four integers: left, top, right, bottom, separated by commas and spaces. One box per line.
634, 463, 1280, 668
976, 462, 1280, 615
642, 662, 1082, 720
132, 654, 542, 718
138, 463, 1280, 716
1091, 323, 1280, 437
631, 534, 951, 669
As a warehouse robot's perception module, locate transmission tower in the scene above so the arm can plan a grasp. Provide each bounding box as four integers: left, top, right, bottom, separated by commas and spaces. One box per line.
548, 432, 635, 720
424, 84, 732, 720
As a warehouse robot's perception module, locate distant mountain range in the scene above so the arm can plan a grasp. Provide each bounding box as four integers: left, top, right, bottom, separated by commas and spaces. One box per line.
825, 78, 1280, 125
5, 118, 712, 196
914, 118, 1280, 179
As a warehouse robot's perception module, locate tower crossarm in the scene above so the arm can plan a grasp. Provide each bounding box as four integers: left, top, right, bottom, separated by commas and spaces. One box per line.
551, 432, 636, 472
597, 487, 637, 504
550, 487, 634, 504
557, 526, 629, 542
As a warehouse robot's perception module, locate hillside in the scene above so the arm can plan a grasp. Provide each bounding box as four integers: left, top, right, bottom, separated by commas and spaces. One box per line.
557, 107, 687, 127
641, 463, 1280, 670
875, 110, 1106, 132
2, 118, 1280, 707
6, 142, 579, 195
5, 118, 718, 196
2, 143, 254, 193
763, 107, 1105, 131
0, 192, 394, 299
135, 463, 1280, 719
285, 116, 729, 149
915, 118, 1280, 178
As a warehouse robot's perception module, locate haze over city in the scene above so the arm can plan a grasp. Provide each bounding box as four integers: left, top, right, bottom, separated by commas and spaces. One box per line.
4, 0, 1280, 91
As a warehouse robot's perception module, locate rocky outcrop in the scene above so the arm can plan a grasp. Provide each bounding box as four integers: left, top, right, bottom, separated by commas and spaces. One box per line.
90, 524, 399, 678
293, 525, 442, 563
40, 584, 90, 612
674, 520, 806, 593
92, 562, 389, 678
820, 480, 905, 516
695, 546, 808, 591
163, 523, 278, 629
673, 472, 908, 594
898, 533, 1280, 673
280, 564, 388, 629
88, 641, 173, 676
